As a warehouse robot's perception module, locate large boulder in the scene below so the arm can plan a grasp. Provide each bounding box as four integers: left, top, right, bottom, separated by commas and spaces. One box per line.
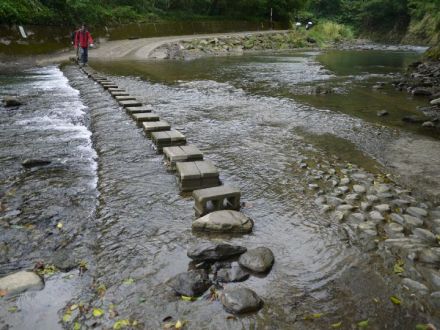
238, 247, 274, 273
187, 242, 246, 262
0, 271, 44, 295
192, 210, 253, 234
2, 96, 22, 107
167, 270, 211, 297
220, 287, 263, 314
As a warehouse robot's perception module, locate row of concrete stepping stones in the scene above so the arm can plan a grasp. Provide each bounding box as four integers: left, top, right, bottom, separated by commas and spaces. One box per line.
79, 67, 275, 315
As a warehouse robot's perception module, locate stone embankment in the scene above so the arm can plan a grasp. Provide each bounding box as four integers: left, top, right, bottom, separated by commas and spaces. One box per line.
299, 154, 440, 312
393, 60, 440, 126
150, 31, 316, 60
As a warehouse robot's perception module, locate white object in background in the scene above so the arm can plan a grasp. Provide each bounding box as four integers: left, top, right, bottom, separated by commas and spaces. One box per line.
296, 22, 301, 27
18, 26, 27, 38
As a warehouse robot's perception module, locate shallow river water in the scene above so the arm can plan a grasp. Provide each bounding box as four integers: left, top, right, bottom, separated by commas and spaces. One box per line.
1, 49, 439, 329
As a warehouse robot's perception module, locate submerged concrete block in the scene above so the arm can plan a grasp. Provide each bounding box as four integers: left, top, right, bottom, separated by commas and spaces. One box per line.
132, 112, 160, 123
125, 106, 153, 115
163, 145, 203, 169
193, 185, 241, 217
115, 95, 136, 101
151, 130, 186, 152
110, 91, 130, 97
142, 120, 171, 136
119, 99, 143, 107
176, 160, 220, 192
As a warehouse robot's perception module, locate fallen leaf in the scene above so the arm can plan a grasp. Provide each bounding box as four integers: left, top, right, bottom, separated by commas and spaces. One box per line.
357, 319, 369, 328
304, 313, 323, 320
70, 304, 79, 311
226, 315, 237, 320
390, 296, 401, 305
393, 260, 404, 274
331, 321, 342, 328
175, 320, 184, 329
181, 295, 196, 302
57, 222, 63, 229
97, 284, 106, 297
62, 311, 72, 323
0, 289, 8, 297
113, 319, 131, 329
92, 308, 104, 317
73, 322, 81, 330
8, 306, 18, 313
122, 278, 135, 285
372, 298, 379, 303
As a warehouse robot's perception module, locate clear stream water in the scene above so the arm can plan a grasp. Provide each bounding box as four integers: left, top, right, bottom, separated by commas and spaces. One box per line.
1, 48, 439, 329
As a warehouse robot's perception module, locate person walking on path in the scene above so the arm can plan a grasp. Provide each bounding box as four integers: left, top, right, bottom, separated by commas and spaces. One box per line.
74, 24, 94, 66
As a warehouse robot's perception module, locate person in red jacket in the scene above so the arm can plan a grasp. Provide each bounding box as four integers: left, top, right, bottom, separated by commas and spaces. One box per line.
74, 24, 94, 66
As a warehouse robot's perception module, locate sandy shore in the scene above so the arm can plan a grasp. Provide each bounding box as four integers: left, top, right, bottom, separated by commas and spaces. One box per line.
35, 30, 288, 66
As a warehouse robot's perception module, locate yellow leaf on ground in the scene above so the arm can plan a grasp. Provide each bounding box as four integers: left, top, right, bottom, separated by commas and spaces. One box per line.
93, 308, 104, 317
57, 222, 63, 229
390, 296, 401, 305
331, 321, 342, 328
113, 319, 131, 329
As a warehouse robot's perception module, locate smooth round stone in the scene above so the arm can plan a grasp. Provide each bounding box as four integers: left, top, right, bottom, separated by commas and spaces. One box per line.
220, 287, 262, 314
374, 204, 391, 213
361, 202, 372, 212
375, 184, 391, 193
338, 186, 350, 194
369, 211, 384, 222
430, 292, 440, 309
327, 197, 343, 206
321, 204, 332, 213
192, 210, 253, 234
352, 173, 368, 181
353, 185, 366, 193
345, 193, 360, 202
384, 223, 404, 238
403, 215, 424, 229
413, 228, 437, 244
0, 271, 44, 295
340, 178, 350, 185
216, 262, 249, 283
418, 248, 440, 265
391, 199, 411, 207
366, 195, 379, 203
348, 213, 366, 223
168, 270, 211, 297
187, 242, 247, 261
406, 207, 428, 218
239, 247, 274, 273
401, 278, 429, 295
390, 213, 405, 225
337, 204, 355, 212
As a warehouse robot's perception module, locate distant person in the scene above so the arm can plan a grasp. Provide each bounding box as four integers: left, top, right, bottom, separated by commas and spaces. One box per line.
306, 21, 313, 30
74, 24, 94, 66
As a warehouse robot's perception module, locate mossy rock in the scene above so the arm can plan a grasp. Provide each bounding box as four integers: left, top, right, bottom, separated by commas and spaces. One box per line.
425, 45, 440, 61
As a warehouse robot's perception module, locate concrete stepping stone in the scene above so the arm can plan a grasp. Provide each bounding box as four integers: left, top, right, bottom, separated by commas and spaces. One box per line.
103, 84, 119, 90
176, 160, 219, 192
110, 91, 130, 97
220, 287, 263, 314
192, 210, 253, 234
163, 145, 203, 170
119, 99, 143, 107
132, 112, 160, 123
151, 131, 186, 151
126, 105, 153, 115
192, 185, 241, 217
108, 87, 126, 92
115, 95, 136, 101
142, 120, 171, 136
0, 271, 44, 295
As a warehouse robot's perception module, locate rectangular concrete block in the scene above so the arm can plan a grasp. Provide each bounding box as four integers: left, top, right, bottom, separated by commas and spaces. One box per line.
176, 160, 220, 192
115, 95, 136, 101
119, 100, 143, 107
108, 88, 126, 92
126, 106, 152, 115
103, 84, 118, 90
132, 112, 160, 123
142, 121, 171, 136
192, 185, 241, 217
164, 145, 203, 169
110, 92, 130, 97
151, 130, 186, 152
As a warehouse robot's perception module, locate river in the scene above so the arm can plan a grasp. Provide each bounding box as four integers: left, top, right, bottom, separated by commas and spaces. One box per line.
1, 48, 439, 329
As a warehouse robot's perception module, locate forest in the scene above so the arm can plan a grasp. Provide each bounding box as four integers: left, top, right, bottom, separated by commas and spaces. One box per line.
0, 0, 439, 45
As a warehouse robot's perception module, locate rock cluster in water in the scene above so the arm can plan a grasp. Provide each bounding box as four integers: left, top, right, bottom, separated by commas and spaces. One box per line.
150, 32, 316, 60
302, 157, 440, 311
393, 60, 440, 127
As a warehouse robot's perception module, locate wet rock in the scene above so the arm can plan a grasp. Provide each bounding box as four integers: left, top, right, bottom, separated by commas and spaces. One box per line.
374, 204, 390, 213
412, 87, 432, 96
418, 248, 440, 265
430, 292, 440, 308
366, 195, 379, 203
361, 202, 372, 212
0, 271, 44, 295
337, 204, 355, 212
422, 121, 435, 128
314, 196, 326, 205
413, 228, 437, 244
391, 199, 411, 208
51, 249, 77, 271
326, 196, 343, 207
357, 221, 377, 251
390, 213, 405, 225
369, 211, 384, 222
338, 186, 350, 194
333, 211, 348, 222
403, 214, 424, 229
375, 184, 391, 194
340, 177, 350, 186
384, 223, 404, 238
187, 242, 247, 261
22, 159, 51, 168
238, 247, 274, 273
431, 98, 440, 105
321, 204, 332, 213
192, 210, 253, 234
168, 270, 211, 297
220, 287, 262, 314
2, 96, 22, 107
345, 194, 360, 202
353, 185, 366, 194
401, 278, 429, 295
308, 183, 319, 190
352, 173, 368, 181
402, 115, 426, 124
377, 110, 389, 116
406, 207, 428, 218
348, 213, 365, 223
216, 262, 249, 282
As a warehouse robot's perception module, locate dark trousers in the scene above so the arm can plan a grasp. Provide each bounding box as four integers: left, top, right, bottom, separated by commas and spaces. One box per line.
80, 47, 88, 64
